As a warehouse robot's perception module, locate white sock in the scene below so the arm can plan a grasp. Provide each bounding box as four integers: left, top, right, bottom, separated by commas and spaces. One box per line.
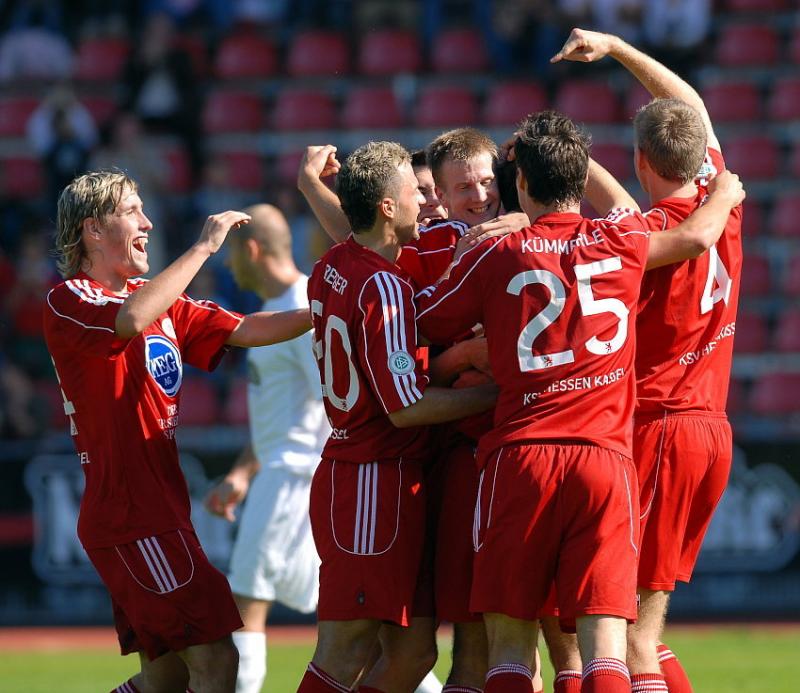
415, 670, 444, 693
232, 630, 266, 693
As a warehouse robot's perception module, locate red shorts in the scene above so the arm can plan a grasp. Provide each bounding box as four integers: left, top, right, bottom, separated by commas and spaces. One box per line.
634, 411, 732, 591
85, 529, 242, 660
471, 443, 639, 624
435, 442, 482, 623
310, 458, 426, 626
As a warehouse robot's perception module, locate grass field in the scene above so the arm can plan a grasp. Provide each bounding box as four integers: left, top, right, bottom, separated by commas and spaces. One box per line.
0, 624, 798, 692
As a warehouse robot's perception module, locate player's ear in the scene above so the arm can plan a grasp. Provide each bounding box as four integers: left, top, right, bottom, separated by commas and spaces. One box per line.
82, 217, 101, 240
245, 237, 260, 260
379, 196, 396, 220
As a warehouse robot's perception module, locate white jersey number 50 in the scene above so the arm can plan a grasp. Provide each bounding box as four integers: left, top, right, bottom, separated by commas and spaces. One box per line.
310, 300, 360, 412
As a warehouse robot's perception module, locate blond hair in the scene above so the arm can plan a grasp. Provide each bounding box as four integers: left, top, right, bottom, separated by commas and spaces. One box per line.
55, 169, 137, 278
425, 128, 498, 186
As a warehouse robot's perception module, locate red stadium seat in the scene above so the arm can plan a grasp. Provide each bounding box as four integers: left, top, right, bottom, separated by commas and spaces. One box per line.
722, 136, 779, 180
740, 253, 771, 297
768, 78, 800, 121
790, 143, 800, 179
725, 0, 787, 10
218, 151, 264, 191
202, 91, 264, 133
73, 37, 130, 81
771, 193, 800, 237
750, 372, 800, 415
785, 256, 800, 296
288, 30, 350, 77
774, 309, 800, 352
483, 82, 547, 126
0, 157, 44, 198
341, 87, 404, 129
414, 86, 478, 128
702, 82, 761, 123
625, 82, 652, 119
431, 28, 489, 73
80, 96, 117, 128
272, 89, 336, 131
726, 376, 746, 416
224, 376, 249, 426
554, 80, 620, 124
358, 30, 422, 75
0, 97, 38, 137
164, 148, 191, 193
733, 311, 769, 354
214, 33, 277, 79
791, 27, 800, 64
740, 199, 763, 237
591, 143, 632, 182
179, 378, 220, 426
276, 150, 305, 185
715, 24, 779, 67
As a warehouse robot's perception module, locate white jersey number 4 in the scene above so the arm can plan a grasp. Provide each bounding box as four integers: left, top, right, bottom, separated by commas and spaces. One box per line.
700, 244, 732, 315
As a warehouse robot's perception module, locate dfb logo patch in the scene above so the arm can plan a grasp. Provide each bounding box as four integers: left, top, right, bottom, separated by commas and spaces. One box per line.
145, 335, 183, 397
388, 350, 414, 376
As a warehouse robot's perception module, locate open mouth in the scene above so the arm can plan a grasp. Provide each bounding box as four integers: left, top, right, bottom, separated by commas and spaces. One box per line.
469, 204, 490, 217
132, 237, 148, 254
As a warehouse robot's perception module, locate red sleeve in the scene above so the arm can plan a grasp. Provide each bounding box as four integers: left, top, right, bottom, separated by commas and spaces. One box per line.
44, 282, 130, 358
415, 237, 499, 346
603, 209, 652, 270
170, 294, 243, 371
357, 271, 428, 414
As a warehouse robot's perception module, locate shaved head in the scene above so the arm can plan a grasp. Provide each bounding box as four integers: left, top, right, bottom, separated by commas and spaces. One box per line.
237, 204, 292, 258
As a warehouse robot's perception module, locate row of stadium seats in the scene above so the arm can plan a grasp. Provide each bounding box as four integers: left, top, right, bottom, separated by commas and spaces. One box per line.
736, 309, 800, 354
728, 372, 800, 417
739, 254, 800, 298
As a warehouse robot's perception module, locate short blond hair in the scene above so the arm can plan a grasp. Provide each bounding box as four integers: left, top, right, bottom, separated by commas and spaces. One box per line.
634, 98, 707, 184
55, 169, 137, 278
426, 128, 498, 186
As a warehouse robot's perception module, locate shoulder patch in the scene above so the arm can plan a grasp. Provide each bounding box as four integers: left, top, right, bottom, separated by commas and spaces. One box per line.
387, 350, 415, 376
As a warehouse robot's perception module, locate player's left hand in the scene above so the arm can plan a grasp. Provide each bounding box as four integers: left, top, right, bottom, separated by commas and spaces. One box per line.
550, 28, 614, 64
204, 472, 250, 522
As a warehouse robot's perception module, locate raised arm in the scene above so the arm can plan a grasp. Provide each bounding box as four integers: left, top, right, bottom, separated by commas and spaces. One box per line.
551, 28, 719, 151
585, 158, 640, 217
116, 210, 251, 337
646, 171, 744, 270
296, 144, 350, 243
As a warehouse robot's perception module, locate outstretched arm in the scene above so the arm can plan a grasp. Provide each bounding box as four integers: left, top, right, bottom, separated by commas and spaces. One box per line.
227, 308, 311, 347
296, 144, 350, 243
388, 382, 497, 428
551, 28, 720, 151
646, 171, 744, 270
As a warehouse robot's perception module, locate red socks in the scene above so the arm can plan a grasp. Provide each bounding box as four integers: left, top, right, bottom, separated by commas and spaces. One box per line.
555, 669, 582, 692
484, 663, 532, 693
631, 673, 668, 692
112, 680, 140, 693
297, 663, 350, 692
581, 658, 630, 693
658, 643, 693, 692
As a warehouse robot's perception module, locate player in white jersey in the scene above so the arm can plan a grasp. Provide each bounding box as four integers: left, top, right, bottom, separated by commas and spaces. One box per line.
205, 204, 330, 693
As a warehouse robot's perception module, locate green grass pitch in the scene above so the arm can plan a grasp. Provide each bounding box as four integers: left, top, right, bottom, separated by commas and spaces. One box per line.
0, 625, 797, 692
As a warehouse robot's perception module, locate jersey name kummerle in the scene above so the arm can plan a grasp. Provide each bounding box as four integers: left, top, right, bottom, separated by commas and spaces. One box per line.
308, 238, 429, 463
417, 211, 650, 462
636, 148, 743, 414
397, 220, 468, 290
43, 273, 242, 548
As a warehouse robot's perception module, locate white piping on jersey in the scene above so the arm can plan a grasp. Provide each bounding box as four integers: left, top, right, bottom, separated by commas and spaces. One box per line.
618, 230, 651, 238
176, 294, 243, 323
473, 448, 502, 552
416, 238, 502, 315
419, 220, 468, 236
402, 244, 457, 257
46, 289, 117, 334
644, 207, 669, 231
622, 466, 639, 557
640, 412, 668, 521
330, 459, 402, 556
114, 532, 194, 594
66, 279, 126, 305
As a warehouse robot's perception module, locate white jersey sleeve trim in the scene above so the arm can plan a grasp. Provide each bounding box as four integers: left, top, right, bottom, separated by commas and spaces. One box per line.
46, 289, 117, 334
65, 279, 125, 305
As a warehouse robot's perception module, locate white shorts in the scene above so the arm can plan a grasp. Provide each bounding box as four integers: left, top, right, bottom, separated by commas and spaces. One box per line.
227, 466, 320, 613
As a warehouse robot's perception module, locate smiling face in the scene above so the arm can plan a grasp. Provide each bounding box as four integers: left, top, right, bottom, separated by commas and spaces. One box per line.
413, 165, 447, 226
94, 187, 153, 281
436, 151, 500, 227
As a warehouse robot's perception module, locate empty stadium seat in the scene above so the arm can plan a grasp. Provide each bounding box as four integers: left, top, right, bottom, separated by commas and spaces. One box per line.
73, 37, 131, 81
739, 253, 771, 297
80, 96, 117, 127
591, 143, 632, 181
725, 0, 787, 9
771, 193, 800, 237
750, 372, 800, 415
722, 136, 779, 180
483, 82, 547, 126
768, 78, 800, 121
554, 80, 620, 124
715, 24, 778, 67
218, 151, 264, 191
224, 376, 249, 426
214, 33, 277, 79
202, 91, 264, 133
272, 89, 336, 131
287, 30, 350, 77
164, 148, 191, 193
341, 87, 404, 129
0, 97, 38, 137
414, 86, 478, 128
774, 309, 800, 352
740, 199, 763, 237
734, 311, 769, 354
783, 256, 800, 296
431, 28, 489, 73
0, 157, 44, 198
358, 30, 422, 75
702, 82, 761, 122
178, 378, 220, 426
625, 82, 652, 119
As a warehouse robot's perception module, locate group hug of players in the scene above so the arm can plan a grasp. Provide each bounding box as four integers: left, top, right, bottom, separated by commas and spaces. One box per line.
295, 29, 744, 693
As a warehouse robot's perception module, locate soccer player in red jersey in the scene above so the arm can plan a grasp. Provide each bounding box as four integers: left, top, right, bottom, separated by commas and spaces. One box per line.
297, 142, 498, 693
43, 170, 312, 693
415, 111, 743, 693
553, 28, 745, 693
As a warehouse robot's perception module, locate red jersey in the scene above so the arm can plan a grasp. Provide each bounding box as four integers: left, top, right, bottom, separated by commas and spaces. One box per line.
417, 211, 651, 462
397, 220, 468, 291
636, 148, 743, 414
43, 273, 242, 548
308, 237, 429, 463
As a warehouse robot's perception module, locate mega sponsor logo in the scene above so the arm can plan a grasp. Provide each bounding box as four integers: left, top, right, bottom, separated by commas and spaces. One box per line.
145, 335, 183, 397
